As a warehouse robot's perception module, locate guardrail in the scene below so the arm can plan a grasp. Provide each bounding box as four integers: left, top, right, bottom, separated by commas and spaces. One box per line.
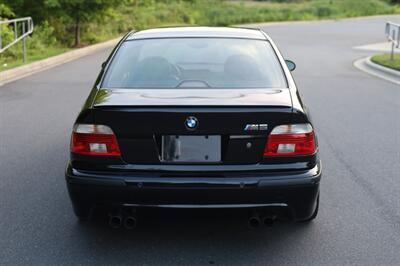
385, 21, 399, 61
0, 17, 34, 63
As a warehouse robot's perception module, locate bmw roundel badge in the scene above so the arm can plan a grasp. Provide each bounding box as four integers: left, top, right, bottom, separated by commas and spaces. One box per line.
185, 116, 198, 130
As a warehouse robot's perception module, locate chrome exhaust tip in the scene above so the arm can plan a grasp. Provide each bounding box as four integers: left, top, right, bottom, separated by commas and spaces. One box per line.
247, 216, 261, 229
123, 216, 138, 230
262, 215, 276, 227
108, 209, 123, 229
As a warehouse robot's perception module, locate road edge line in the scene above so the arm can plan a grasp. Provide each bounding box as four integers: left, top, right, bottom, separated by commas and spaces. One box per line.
353, 56, 400, 85
0, 37, 121, 86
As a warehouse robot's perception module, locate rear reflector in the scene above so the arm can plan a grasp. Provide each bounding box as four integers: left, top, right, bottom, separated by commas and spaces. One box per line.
263, 124, 316, 157
71, 124, 121, 156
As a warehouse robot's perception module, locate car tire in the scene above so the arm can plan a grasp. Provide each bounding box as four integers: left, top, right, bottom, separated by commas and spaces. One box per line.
298, 194, 319, 222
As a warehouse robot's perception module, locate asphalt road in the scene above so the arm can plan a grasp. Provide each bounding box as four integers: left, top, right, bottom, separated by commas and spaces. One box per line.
1, 15, 400, 265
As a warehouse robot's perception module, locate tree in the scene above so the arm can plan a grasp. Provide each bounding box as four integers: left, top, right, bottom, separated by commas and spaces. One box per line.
2, 0, 50, 23
0, 3, 15, 19
44, 0, 124, 47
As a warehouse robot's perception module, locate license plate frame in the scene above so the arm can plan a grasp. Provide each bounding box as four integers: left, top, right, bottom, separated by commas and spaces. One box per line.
161, 135, 221, 163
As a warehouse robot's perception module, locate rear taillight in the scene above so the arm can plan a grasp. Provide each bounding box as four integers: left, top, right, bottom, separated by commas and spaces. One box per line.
264, 124, 316, 157
70, 124, 121, 156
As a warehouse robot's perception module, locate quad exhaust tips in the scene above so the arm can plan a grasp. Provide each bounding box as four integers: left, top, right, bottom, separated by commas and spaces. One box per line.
248, 213, 277, 229
108, 208, 138, 229
109, 207, 275, 229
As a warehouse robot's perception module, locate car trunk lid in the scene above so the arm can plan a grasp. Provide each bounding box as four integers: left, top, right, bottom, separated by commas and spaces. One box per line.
92, 88, 293, 165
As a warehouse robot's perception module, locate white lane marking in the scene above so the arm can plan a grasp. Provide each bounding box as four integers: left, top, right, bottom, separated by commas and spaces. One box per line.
354, 42, 400, 53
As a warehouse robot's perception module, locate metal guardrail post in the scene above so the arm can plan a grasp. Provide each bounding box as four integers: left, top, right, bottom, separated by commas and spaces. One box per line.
14, 21, 17, 39
385, 21, 400, 61
22, 22, 26, 63
0, 17, 34, 64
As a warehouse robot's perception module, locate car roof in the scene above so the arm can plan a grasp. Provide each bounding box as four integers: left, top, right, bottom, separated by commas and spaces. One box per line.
126, 27, 267, 40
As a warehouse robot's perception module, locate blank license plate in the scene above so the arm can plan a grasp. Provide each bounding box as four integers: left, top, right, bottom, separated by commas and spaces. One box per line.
161, 135, 221, 163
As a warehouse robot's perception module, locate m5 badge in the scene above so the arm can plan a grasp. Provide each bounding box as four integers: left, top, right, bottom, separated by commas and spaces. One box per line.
244, 124, 268, 131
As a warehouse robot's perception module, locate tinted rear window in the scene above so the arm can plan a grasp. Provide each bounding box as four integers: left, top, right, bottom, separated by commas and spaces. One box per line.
102, 38, 287, 88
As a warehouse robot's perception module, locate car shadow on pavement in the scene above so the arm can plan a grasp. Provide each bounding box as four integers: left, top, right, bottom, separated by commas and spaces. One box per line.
71, 209, 316, 264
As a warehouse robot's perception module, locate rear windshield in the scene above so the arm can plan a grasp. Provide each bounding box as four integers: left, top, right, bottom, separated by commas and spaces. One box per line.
102, 38, 287, 88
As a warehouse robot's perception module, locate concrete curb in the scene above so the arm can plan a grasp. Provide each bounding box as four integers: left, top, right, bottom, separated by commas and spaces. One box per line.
354, 56, 400, 85
0, 37, 121, 86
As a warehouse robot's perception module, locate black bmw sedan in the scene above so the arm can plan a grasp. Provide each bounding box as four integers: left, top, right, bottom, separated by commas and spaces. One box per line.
66, 27, 321, 228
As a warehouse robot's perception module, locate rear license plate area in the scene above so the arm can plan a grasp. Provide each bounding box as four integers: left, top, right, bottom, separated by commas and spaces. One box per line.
161, 135, 221, 163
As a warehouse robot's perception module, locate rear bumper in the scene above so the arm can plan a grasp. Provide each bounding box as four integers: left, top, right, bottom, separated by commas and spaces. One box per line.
65, 162, 321, 221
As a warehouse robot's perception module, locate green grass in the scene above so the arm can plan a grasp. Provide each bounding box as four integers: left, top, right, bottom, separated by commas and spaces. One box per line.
117, 0, 399, 30
0, 46, 70, 72
371, 53, 400, 71
222, 0, 398, 24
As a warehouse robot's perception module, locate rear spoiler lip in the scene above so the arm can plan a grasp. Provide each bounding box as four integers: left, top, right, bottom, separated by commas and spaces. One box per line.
91, 88, 294, 110
91, 105, 293, 113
